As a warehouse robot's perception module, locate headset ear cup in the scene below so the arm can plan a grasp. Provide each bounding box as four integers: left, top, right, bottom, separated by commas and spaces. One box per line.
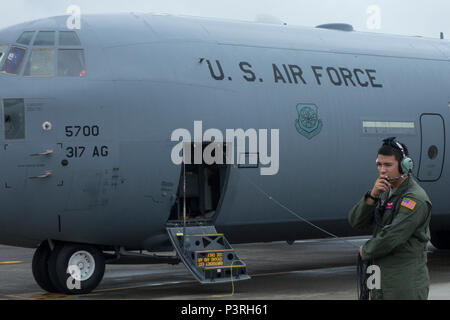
401, 157, 414, 173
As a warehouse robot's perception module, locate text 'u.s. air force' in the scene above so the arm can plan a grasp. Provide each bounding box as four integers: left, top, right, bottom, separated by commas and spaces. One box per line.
204, 59, 383, 88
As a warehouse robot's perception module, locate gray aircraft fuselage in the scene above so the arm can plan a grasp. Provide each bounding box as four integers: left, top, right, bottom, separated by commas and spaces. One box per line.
0, 13, 449, 251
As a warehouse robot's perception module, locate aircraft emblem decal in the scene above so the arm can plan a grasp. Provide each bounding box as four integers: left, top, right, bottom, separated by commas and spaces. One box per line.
295, 103, 323, 139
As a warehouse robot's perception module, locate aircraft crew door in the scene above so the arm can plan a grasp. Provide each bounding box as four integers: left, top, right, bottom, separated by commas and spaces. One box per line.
417, 113, 445, 181
0, 97, 70, 236
23, 98, 70, 234
0, 98, 29, 224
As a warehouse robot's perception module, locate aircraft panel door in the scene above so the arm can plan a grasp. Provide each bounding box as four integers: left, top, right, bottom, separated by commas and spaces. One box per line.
0, 99, 29, 231
0, 97, 68, 236
21, 98, 70, 237
418, 113, 445, 181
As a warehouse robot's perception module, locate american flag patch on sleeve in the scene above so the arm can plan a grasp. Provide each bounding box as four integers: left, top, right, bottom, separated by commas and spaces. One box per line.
401, 198, 417, 211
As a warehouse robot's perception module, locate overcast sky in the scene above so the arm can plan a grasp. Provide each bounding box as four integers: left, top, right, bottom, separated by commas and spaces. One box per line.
1, 0, 449, 39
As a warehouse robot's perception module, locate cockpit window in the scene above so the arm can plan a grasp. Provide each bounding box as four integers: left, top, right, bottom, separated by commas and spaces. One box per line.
1, 46, 26, 75
59, 31, 81, 46
3, 99, 25, 140
17, 31, 35, 45
23, 48, 55, 77
0, 45, 7, 67
33, 31, 55, 46
58, 49, 86, 77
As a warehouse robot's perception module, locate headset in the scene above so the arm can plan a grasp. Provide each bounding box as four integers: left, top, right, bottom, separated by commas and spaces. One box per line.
378, 137, 413, 182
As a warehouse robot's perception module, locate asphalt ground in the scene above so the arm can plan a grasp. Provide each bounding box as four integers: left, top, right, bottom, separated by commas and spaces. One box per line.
0, 237, 449, 300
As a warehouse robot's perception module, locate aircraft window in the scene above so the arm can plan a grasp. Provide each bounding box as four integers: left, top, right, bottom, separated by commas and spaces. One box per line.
58, 49, 86, 77
33, 31, 55, 46
428, 145, 438, 160
1, 46, 26, 75
17, 31, 35, 45
0, 45, 7, 67
24, 48, 55, 77
59, 31, 81, 46
3, 98, 25, 140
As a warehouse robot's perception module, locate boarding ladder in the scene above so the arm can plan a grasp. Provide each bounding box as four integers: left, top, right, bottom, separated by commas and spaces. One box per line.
167, 223, 250, 284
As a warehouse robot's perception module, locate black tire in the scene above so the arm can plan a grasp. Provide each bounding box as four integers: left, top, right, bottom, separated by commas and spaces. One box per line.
32, 241, 60, 293
48, 243, 105, 295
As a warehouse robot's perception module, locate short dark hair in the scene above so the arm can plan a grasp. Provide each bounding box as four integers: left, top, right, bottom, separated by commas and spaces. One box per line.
378, 141, 409, 165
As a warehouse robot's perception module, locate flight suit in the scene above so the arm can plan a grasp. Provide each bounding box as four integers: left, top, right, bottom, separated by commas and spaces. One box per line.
349, 176, 432, 300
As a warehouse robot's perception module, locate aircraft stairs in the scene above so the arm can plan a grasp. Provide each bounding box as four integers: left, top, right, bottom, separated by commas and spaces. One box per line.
166, 223, 250, 284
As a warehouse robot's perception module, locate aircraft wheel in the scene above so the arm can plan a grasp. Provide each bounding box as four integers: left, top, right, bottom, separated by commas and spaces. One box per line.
48, 243, 105, 295
431, 232, 450, 250
32, 241, 60, 293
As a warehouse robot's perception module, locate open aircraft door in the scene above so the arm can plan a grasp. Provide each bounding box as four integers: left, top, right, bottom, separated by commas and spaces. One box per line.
417, 113, 445, 181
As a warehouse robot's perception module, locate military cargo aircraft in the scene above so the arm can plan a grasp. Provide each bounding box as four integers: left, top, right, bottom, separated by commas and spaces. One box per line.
0, 13, 448, 294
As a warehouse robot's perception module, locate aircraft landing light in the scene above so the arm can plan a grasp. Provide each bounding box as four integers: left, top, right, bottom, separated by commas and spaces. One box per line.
0, 261, 23, 264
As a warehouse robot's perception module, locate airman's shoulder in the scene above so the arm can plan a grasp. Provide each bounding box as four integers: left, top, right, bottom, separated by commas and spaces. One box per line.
404, 178, 432, 206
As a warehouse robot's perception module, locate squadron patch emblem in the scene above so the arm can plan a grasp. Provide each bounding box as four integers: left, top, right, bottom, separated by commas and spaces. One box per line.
295, 104, 323, 140
401, 198, 417, 211
385, 201, 394, 210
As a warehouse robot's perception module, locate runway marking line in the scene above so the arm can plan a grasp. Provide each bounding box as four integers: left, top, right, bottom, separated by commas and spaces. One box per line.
252, 271, 295, 277
5, 293, 70, 300
32, 293, 70, 300
93, 280, 198, 293
6, 295, 34, 300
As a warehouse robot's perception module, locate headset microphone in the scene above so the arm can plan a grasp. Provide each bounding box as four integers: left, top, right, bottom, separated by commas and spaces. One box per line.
385, 174, 408, 182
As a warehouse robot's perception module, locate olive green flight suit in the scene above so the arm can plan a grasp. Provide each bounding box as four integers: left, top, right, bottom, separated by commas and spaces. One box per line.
349, 176, 432, 300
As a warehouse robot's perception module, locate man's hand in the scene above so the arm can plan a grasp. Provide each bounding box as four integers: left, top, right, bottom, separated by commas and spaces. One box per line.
360, 245, 363, 257
365, 175, 392, 205
370, 175, 392, 198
